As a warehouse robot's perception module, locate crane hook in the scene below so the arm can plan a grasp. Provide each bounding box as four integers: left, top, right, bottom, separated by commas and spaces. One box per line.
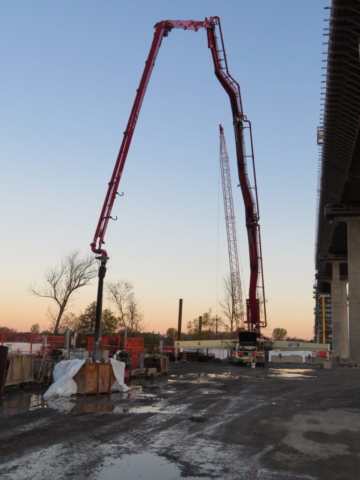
116, 191, 124, 197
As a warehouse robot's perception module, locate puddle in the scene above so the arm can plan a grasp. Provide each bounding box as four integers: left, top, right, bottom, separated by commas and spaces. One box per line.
126, 391, 158, 400
268, 368, 316, 379
168, 373, 265, 383
0, 394, 47, 415
47, 395, 119, 413
197, 372, 265, 380
127, 401, 186, 414
1, 389, 175, 415
168, 378, 212, 384
1, 394, 122, 415
199, 389, 223, 394
96, 452, 217, 479
124, 384, 168, 399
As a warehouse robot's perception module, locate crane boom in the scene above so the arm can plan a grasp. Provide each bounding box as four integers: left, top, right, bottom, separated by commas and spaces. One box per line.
219, 125, 244, 330
91, 16, 267, 334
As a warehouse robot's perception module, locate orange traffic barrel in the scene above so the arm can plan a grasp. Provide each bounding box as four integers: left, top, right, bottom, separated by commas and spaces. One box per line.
182, 351, 187, 362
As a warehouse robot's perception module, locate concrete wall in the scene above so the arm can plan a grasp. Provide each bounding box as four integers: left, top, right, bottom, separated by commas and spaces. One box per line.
271, 355, 303, 364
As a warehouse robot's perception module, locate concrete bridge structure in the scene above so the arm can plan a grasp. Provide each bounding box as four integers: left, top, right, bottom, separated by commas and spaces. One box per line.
315, 0, 360, 361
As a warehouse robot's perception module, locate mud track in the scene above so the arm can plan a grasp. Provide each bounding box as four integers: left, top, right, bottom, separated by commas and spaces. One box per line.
1, 362, 359, 479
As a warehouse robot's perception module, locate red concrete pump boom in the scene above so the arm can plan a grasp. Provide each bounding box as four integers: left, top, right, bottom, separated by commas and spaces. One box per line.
91, 16, 267, 334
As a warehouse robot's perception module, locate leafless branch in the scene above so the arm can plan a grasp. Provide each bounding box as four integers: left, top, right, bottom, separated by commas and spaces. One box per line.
29, 249, 97, 334
106, 280, 133, 327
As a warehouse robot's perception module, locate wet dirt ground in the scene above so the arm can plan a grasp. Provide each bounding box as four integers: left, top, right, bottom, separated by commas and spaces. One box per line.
0, 361, 359, 480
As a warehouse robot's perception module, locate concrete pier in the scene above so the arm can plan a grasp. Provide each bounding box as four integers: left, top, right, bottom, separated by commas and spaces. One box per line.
348, 218, 360, 361
330, 261, 348, 359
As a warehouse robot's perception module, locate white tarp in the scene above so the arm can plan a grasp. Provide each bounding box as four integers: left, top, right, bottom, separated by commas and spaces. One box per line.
109, 358, 130, 393
44, 359, 129, 399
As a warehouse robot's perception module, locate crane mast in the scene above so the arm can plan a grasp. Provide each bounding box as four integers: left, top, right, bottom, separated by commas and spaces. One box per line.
219, 125, 244, 331
91, 16, 267, 344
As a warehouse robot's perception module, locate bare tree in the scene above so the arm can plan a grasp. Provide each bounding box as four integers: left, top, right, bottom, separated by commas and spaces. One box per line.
125, 292, 144, 335
29, 250, 97, 334
106, 280, 133, 327
219, 275, 237, 333
219, 274, 246, 333
187, 309, 225, 339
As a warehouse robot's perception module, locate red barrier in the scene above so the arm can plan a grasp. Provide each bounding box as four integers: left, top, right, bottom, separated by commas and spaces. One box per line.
317, 350, 327, 357
0, 332, 65, 356
1, 331, 144, 366
126, 338, 145, 369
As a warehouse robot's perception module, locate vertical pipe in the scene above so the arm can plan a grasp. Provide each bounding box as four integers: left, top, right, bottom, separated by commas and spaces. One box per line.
93, 257, 107, 358
65, 329, 71, 358
176, 299, 183, 362
321, 296, 326, 344
124, 325, 127, 352
177, 299, 183, 341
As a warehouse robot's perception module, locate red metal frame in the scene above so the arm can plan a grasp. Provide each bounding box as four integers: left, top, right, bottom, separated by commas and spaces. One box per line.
0, 333, 144, 367
91, 17, 266, 333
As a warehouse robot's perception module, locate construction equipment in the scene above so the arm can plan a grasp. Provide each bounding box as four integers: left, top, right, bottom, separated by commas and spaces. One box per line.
219, 125, 245, 330
231, 331, 266, 366
91, 16, 267, 336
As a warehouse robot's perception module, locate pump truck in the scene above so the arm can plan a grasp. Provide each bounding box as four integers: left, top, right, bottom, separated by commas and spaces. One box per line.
90, 17, 267, 349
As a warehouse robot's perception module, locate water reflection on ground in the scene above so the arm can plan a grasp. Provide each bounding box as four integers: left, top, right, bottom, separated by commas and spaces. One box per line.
268, 368, 316, 379
0, 367, 316, 416
0, 394, 47, 415
94, 452, 217, 480
168, 372, 266, 383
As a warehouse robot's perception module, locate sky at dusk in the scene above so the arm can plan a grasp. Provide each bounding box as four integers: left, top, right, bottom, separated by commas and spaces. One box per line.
0, 1, 328, 339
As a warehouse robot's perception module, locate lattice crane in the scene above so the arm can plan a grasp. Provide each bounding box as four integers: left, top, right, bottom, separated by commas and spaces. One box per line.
219, 125, 245, 330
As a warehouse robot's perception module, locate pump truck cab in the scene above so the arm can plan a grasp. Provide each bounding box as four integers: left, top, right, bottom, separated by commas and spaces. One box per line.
232, 332, 266, 366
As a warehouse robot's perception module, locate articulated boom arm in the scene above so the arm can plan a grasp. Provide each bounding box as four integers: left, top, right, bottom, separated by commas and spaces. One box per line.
90, 19, 213, 258
91, 16, 266, 331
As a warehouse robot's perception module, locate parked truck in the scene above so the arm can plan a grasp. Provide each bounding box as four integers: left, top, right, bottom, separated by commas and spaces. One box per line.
231, 332, 266, 366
